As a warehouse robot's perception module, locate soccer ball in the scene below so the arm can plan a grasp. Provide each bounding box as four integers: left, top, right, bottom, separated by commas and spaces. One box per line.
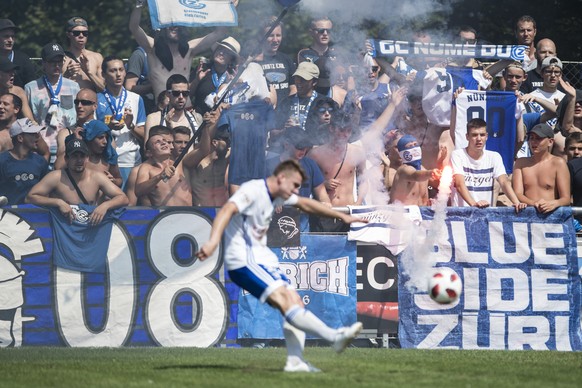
428, 268, 462, 304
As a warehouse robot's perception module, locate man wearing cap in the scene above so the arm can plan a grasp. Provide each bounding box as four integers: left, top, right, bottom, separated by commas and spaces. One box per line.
265, 126, 331, 231
388, 134, 446, 206
0, 19, 35, 88
0, 118, 49, 205
0, 57, 35, 122
25, 43, 80, 165
190, 36, 241, 115
129, 1, 233, 100
512, 123, 570, 214
26, 138, 128, 224
62, 17, 105, 92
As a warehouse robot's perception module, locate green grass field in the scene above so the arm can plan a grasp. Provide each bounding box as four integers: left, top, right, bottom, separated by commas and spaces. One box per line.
1, 347, 581, 387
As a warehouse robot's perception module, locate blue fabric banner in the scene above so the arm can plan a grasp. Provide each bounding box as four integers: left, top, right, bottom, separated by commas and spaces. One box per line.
398, 207, 582, 350
147, 0, 238, 30
237, 234, 358, 339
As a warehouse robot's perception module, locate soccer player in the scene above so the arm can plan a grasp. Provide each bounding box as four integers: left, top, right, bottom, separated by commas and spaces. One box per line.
196, 160, 365, 373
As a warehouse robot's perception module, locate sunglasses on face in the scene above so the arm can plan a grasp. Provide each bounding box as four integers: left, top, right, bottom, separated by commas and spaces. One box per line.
370, 66, 380, 73
70, 30, 89, 37
317, 107, 334, 113
313, 28, 331, 34
74, 99, 95, 106
170, 90, 188, 97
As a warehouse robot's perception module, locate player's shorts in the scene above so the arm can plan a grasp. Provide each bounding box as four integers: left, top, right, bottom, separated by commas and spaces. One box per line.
228, 264, 290, 303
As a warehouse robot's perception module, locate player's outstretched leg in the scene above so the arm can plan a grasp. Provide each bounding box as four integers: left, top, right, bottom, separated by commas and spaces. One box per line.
332, 322, 363, 353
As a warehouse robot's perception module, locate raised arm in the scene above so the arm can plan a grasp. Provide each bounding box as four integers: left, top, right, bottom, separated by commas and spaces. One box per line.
129, 5, 155, 52
182, 110, 220, 169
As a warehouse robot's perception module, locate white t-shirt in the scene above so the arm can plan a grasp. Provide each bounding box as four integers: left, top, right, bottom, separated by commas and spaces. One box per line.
451, 148, 506, 207
223, 179, 298, 271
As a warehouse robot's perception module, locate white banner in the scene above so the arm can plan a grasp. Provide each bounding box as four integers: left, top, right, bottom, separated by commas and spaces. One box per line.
148, 0, 238, 29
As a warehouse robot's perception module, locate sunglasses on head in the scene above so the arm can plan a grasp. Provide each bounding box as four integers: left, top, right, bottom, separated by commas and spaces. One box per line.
74, 99, 95, 106
317, 107, 334, 113
70, 30, 89, 37
313, 28, 331, 34
170, 90, 188, 97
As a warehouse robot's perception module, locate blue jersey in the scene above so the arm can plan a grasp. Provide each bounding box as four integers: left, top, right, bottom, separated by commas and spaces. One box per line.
0, 151, 48, 205
217, 101, 275, 186
454, 90, 518, 173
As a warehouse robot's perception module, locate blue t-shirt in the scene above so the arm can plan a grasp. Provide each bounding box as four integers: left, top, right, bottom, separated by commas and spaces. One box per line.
265, 156, 325, 231
0, 151, 49, 205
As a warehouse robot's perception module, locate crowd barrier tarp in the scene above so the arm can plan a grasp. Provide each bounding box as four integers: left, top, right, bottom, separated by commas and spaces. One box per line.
237, 234, 357, 339
147, 0, 238, 30
0, 206, 239, 347
398, 206, 582, 350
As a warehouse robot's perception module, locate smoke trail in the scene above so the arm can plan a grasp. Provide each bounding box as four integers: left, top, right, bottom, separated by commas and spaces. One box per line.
400, 165, 453, 291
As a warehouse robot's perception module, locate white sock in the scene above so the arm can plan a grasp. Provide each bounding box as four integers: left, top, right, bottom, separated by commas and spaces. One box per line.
283, 321, 305, 363
285, 305, 337, 343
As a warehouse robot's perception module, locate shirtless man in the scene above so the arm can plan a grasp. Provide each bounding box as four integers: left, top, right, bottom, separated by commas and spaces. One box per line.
26, 138, 128, 225
512, 123, 571, 213
62, 17, 105, 91
308, 111, 367, 231
135, 111, 218, 206
129, 1, 231, 100
0, 93, 50, 160
81, 120, 122, 187
190, 129, 230, 207
54, 88, 97, 169
389, 134, 446, 206
0, 57, 35, 121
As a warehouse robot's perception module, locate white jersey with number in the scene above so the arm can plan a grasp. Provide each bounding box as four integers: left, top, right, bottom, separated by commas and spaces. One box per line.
223, 179, 298, 271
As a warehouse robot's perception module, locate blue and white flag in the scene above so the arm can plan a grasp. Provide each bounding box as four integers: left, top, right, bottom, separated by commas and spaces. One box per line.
368, 39, 527, 61
237, 234, 357, 339
454, 90, 519, 173
399, 207, 582, 351
147, 0, 238, 30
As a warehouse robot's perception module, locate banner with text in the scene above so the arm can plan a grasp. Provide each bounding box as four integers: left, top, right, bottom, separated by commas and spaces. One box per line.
237, 234, 357, 339
147, 0, 238, 30
399, 207, 582, 350
367, 39, 527, 61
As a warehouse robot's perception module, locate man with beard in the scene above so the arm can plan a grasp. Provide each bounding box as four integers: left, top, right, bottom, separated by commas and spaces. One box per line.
96, 56, 146, 188
0, 19, 35, 88
145, 74, 202, 140
54, 88, 97, 169
0, 57, 35, 122
129, 1, 234, 100
0, 118, 49, 205
62, 17, 105, 92
253, 16, 296, 107
0, 93, 50, 159
26, 138, 128, 224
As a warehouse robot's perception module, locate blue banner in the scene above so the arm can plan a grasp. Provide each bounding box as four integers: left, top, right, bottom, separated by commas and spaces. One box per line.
0, 206, 239, 347
237, 234, 357, 339
399, 207, 582, 350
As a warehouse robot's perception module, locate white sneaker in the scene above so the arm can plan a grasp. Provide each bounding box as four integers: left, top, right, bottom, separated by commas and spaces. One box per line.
333, 322, 363, 353
283, 360, 322, 373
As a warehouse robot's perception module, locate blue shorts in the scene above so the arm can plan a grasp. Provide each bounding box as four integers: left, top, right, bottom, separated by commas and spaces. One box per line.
228, 264, 290, 303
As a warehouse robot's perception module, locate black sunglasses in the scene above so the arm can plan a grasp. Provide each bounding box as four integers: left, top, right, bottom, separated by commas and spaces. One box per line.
313, 28, 331, 34
74, 99, 95, 106
70, 30, 89, 37
170, 90, 188, 97
370, 66, 380, 73
317, 107, 334, 113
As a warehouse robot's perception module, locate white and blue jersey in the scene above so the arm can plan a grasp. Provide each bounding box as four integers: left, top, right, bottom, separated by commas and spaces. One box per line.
454, 90, 519, 173
224, 179, 299, 301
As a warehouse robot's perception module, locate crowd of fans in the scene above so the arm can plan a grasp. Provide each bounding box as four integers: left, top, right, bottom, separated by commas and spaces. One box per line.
1, 4, 581, 232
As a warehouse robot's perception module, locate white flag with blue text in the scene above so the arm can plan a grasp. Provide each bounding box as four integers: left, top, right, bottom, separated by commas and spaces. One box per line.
148, 0, 238, 30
